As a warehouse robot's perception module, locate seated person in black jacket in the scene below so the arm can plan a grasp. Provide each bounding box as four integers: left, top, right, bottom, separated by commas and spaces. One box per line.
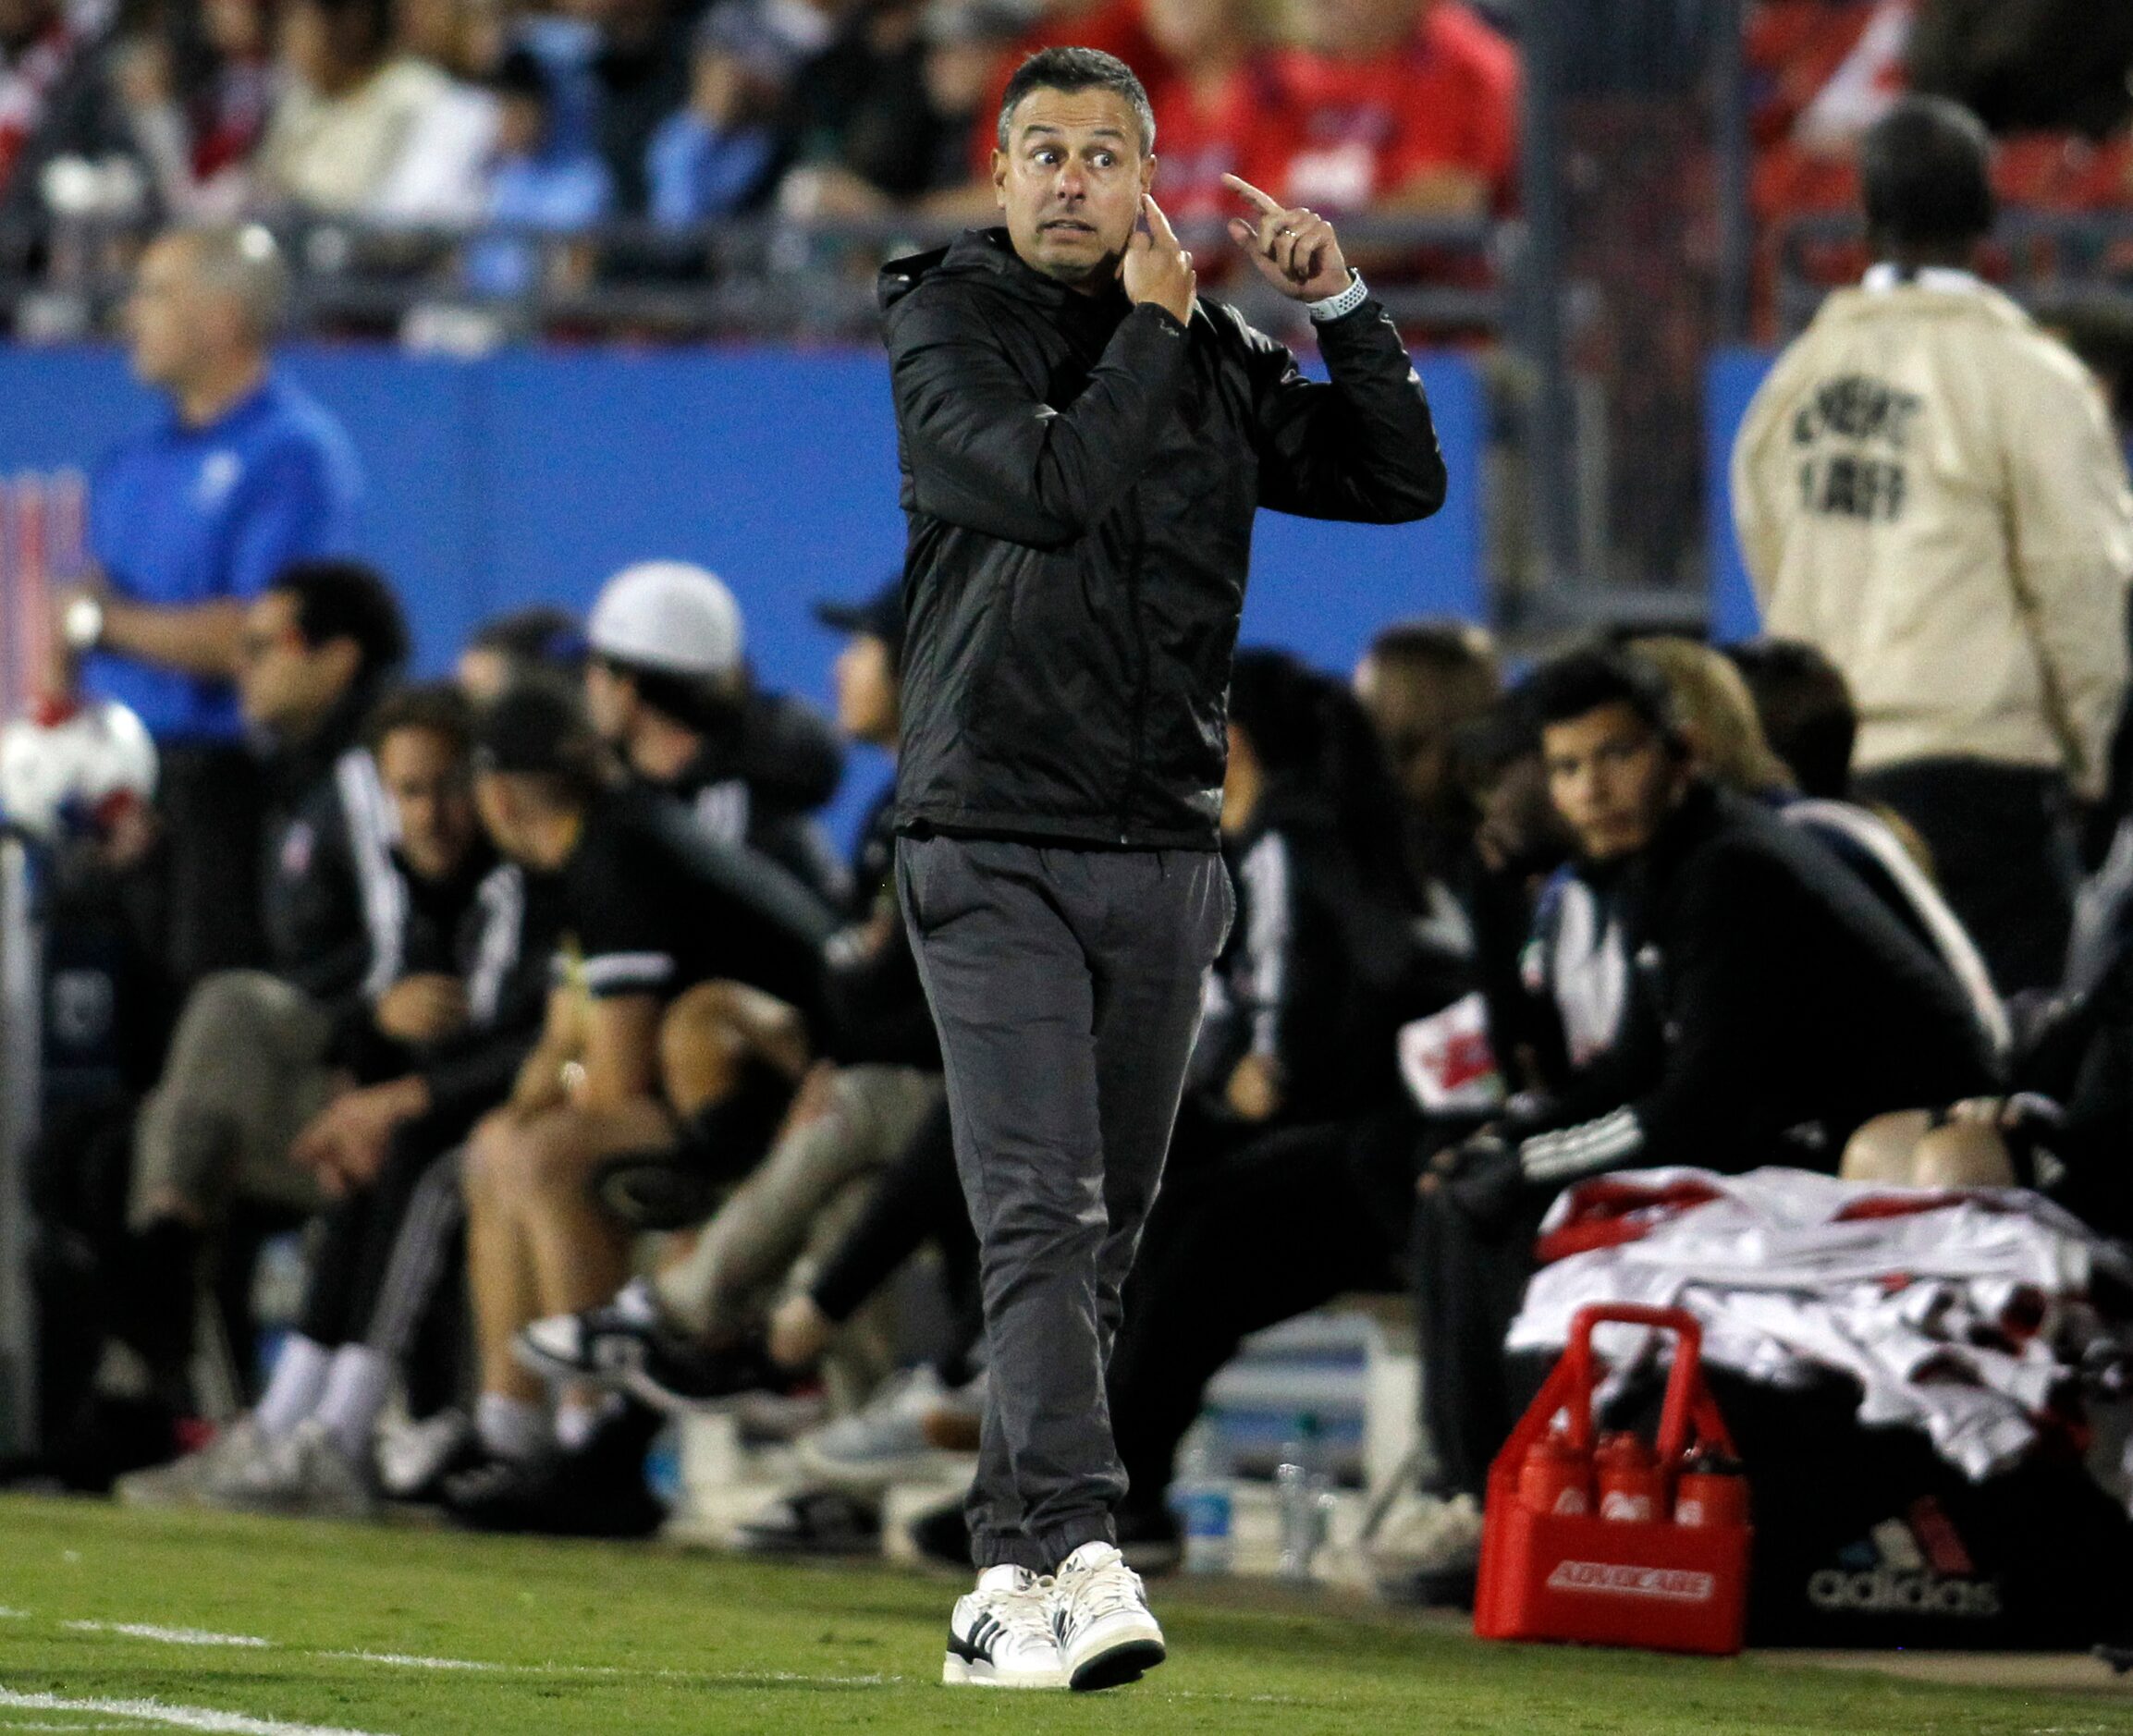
517, 576, 947, 1415
446, 682, 833, 1531
121, 561, 408, 1401
116, 684, 555, 1511
1401, 645, 1999, 1585
582, 559, 847, 907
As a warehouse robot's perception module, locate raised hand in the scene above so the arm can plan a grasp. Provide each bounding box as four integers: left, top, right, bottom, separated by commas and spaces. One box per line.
1222, 173, 1351, 302
1122, 193, 1196, 326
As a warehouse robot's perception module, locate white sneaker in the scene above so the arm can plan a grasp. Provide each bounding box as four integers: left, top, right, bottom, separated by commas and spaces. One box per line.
1366, 1490, 1485, 1602
943, 1565, 1066, 1689
210, 1419, 376, 1519
1050, 1541, 1165, 1692
113, 1418, 266, 1510
1368, 1490, 1484, 1571
797, 1365, 952, 1489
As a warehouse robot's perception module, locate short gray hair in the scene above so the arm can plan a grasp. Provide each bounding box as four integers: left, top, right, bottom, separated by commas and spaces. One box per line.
997, 46, 1156, 156
169, 224, 289, 339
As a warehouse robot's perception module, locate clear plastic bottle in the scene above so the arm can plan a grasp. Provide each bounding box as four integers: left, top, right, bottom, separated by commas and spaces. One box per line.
1275, 1412, 1330, 1584
1170, 1411, 1234, 1575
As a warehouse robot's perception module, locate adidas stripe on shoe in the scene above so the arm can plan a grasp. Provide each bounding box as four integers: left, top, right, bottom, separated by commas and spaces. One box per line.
1051, 1541, 1166, 1692
943, 1565, 1065, 1689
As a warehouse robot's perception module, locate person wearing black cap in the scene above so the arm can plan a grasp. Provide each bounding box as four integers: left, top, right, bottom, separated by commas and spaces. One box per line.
442, 682, 834, 1532
515, 577, 948, 1418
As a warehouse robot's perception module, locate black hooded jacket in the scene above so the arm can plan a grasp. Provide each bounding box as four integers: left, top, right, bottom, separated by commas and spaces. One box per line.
879, 228, 1447, 850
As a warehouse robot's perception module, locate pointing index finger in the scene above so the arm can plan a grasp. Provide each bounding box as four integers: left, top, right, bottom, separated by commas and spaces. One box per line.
1220, 172, 1284, 216
1141, 192, 1180, 244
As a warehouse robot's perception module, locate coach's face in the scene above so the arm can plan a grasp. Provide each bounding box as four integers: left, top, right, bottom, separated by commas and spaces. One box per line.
993, 85, 1156, 289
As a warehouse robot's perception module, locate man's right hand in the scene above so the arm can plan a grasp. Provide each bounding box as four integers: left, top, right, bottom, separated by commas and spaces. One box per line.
374, 973, 471, 1045
1122, 194, 1196, 327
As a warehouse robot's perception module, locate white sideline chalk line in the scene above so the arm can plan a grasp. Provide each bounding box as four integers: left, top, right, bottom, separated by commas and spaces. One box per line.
0, 1689, 387, 1736
312, 1656, 494, 1674
61, 1629, 270, 1652
26, 1613, 901, 1691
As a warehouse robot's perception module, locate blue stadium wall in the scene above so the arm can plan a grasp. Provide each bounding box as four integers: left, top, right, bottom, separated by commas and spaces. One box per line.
0, 343, 1484, 844
1704, 345, 1775, 645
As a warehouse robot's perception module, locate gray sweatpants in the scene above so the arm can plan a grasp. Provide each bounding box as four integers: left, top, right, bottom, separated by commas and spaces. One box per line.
897, 834, 1232, 1571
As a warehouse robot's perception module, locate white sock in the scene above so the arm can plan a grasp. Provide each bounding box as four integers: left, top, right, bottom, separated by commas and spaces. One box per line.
476, 1393, 548, 1463
554, 1393, 623, 1454
253, 1337, 332, 1439
313, 1345, 391, 1461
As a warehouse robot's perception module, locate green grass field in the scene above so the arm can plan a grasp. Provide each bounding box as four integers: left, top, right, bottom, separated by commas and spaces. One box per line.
0, 1495, 2127, 1735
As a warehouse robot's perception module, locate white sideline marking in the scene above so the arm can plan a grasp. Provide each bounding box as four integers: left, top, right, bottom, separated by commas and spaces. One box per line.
61, 1628, 271, 1651
313, 1655, 494, 1673
0, 1690, 387, 1736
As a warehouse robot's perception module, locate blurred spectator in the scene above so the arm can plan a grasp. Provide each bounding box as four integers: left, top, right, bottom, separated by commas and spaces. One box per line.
1353, 617, 1501, 886
442, 682, 831, 1534
253, 0, 452, 214
913, 0, 1026, 198
121, 560, 409, 1412
462, 48, 611, 298
114, 0, 275, 224
777, 0, 949, 216
645, 3, 791, 228
61, 226, 362, 992
1908, 0, 2133, 142
116, 681, 554, 1512
455, 604, 585, 702
0, 0, 166, 263
1732, 97, 2133, 993
1412, 645, 1996, 1558
1253, 0, 1518, 218
1723, 636, 1858, 801
582, 559, 846, 904
370, 0, 511, 226
570, 0, 693, 218
1138, 0, 1258, 225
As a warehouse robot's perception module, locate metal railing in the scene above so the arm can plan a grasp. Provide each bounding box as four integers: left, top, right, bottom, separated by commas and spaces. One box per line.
1773, 209, 2133, 337
8, 210, 1505, 348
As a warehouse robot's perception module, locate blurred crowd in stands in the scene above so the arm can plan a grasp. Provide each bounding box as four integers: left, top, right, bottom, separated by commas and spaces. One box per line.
1750, 0, 2133, 325
0, 0, 1519, 296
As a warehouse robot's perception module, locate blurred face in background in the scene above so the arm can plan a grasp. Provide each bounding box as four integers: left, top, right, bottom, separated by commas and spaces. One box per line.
126, 235, 252, 393
238, 590, 360, 735
1354, 649, 1497, 820
378, 724, 479, 881
833, 633, 899, 746
582, 658, 638, 744
1142, 0, 1240, 66
281, 0, 384, 95
1541, 702, 1686, 863
1306, 0, 1423, 57
994, 84, 1156, 289
203, 0, 267, 56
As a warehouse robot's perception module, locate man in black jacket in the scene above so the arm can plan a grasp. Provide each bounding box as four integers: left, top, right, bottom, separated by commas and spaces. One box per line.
1404, 645, 1998, 1587
880, 45, 1444, 1691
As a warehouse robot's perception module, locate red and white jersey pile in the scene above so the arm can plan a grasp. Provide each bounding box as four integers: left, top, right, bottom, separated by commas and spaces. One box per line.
1505, 1168, 2133, 1482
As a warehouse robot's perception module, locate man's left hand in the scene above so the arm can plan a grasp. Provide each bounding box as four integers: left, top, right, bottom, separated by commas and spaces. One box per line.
1222, 174, 1351, 301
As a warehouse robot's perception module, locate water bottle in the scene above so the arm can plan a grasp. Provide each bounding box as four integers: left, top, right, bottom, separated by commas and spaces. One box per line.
1169, 1412, 1233, 1575
1275, 1412, 1330, 1584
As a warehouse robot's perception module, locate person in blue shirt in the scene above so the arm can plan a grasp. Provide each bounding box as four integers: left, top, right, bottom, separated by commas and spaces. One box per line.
644, 6, 791, 232
55, 224, 364, 988
464, 50, 614, 300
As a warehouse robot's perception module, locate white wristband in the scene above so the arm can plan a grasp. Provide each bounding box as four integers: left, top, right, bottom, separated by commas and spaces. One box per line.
1306, 270, 1368, 324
